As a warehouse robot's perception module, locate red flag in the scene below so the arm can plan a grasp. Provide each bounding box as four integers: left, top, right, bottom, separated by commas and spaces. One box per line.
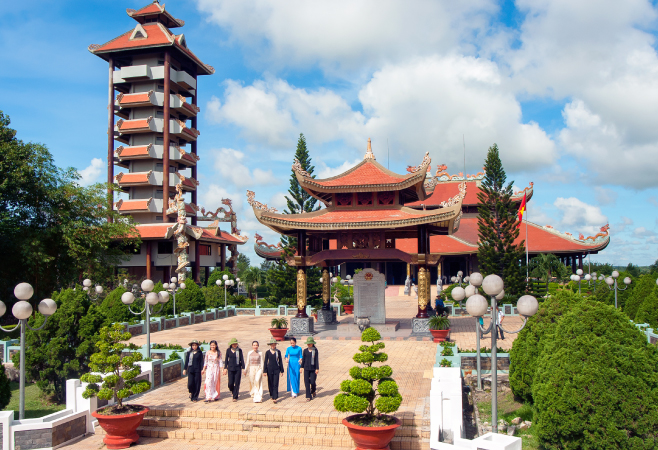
517, 192, 527, 228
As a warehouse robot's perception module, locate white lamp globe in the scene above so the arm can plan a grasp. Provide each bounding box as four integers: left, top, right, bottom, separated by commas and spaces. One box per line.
158, 291, 170, 303
599, 275, 604, 281
482, 274, 504, 297
592, 272, 597, 278
469, 272, 484, 287
83, 279, 92, 288
146, 292, 160, 305
569, 274, 575, 282
83, 286, 89, 292
14, 283, 34, 301
38, 298, 57, 316
141, 279, 155, 292
573, 275, 580, 282
451, 276, 456, 283
223, 275, 229, 281
171, 277, 177, 283
346, 275, 352, 280
576, 269, 583, 276
451, 286, 466, 301
319, 278, 323, 283
517, 295, 539, 317
605, 277, 614, 286
216, 280, 221, 286
612, 270, 619, 279
180, 283, 186, 289
236, 278, 240, 282
457, 271, 463, 277
95, 285, 103, 294
121, 292, 135, 304
0, 301, 5, 318
12, 301, 33, 320
623, 277, 632, 285
170, 283, 176, 290
163, 283, 169, 289
495, 289, 505, 300
332, 277, 338, 283
464, 285, 477, 298
465, 294, 488, 317
584, 274, 591, 281
464, 276, 470, 283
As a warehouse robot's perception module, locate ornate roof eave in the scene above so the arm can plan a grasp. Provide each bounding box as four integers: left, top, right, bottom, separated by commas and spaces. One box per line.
254, 233, 284, 260
532, 222, 611, 253
126, 3, 185, 28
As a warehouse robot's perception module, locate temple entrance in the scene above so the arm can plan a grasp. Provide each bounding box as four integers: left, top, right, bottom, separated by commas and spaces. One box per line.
385, 261, 407, 286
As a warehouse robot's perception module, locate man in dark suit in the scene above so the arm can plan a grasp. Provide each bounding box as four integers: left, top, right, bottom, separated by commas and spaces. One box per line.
183, 340, 204, 402
223, 338, 245, 402
263, 338, 284, 403
300, 337, 319, 401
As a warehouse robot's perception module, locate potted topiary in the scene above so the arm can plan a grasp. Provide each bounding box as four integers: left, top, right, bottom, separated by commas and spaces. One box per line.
428, 316, 451, 342
342, 296, 354, 315
334, 327, 402, 449
269, 317, 289, 341
81, 324, 152, 449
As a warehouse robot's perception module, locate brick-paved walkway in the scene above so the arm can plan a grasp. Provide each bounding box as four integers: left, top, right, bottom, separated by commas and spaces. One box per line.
61, 287, 519, 449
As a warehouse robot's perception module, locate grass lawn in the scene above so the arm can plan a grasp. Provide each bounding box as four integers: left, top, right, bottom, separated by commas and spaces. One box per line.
5, 382, 65, 420
475, 388, 540, 449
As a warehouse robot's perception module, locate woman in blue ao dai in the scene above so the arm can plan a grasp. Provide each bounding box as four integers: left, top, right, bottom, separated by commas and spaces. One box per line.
285, 337, 303, 398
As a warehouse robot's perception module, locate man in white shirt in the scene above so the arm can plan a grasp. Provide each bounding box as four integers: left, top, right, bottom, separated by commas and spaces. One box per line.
497, 306, 505, 340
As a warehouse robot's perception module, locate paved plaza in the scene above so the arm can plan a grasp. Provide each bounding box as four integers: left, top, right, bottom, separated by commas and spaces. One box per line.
61, 288, 521, 449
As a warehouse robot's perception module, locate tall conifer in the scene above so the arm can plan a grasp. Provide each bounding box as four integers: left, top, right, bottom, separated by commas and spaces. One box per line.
477, 144, 526, 296
285, 133, 318, 214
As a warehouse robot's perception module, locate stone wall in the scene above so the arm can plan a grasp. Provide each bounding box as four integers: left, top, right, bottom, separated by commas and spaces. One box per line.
153, 364, 162, 387
461, 356, 510, 371
237, 309, 255, 316
165, 319, 177, 329
261, 309, 277, 316
0, 342, 4, 363
14, 428, 52, 449
651, 335, 657, 345
9, 349, 18, 361
163, 363, 182, 383
228, 309, 235, 317
149, 322, 159, 333
206, 312, 215, 320
128, 325, 143, 336
217, 310, 226, 318
194, 315, 204, 324
52, 415, 86, 447
179, 317, 190, 326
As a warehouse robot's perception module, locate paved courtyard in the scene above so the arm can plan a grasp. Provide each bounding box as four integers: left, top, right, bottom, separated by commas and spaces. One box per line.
61, 287, 520, 449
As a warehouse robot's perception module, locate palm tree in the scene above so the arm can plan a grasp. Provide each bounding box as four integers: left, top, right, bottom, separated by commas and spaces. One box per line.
242, 266, 264, 301
530, 253, 562, 282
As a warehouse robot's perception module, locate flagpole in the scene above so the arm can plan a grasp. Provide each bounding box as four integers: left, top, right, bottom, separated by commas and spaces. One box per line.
526, 206, 529, 280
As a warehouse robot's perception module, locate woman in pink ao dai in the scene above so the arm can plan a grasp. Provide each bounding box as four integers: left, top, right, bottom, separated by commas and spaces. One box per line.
202, 340, 223, 402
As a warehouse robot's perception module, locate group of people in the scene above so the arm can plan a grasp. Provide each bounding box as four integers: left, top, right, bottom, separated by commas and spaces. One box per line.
183, 336, 320, 403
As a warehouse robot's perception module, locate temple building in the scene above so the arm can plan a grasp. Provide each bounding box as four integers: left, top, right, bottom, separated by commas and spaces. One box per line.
89, 1, 246, 282
253, 141, 610, 285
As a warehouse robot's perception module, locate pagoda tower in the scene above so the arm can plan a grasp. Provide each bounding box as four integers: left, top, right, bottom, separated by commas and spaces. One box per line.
89, 1, 246, 282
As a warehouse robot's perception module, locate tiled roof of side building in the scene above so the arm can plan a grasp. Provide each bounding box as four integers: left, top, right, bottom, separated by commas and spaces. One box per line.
312, 162, 407, 187
396, 235, 478, 255
94, 24, 174, 52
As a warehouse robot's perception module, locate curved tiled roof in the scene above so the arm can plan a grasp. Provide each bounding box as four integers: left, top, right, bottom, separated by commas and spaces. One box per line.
314, 163, 406, 187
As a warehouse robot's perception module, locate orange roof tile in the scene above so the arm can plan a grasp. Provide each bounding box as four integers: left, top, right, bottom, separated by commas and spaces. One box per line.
118, 118, 151, 130
117, 199, 151, 211
313, 162, 406, 187
118, 173, 150, 183
118, 92, 151, 104
95, 24, 173, 52
119, 146, 151, 157
133, 3, 162, 15
135, 224, 169, 238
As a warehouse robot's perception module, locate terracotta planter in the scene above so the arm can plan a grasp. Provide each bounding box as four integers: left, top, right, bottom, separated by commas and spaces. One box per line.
269, 328, 288, 341
342, 414, 401, 450
343, 305, 354, 315
430, 329, 450, 343
91, 406, 149, 450
312, 313, 318, 322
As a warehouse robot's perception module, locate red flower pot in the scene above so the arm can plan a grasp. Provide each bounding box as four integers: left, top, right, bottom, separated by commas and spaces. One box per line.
430, 329, 450, 343
342, 414, 401, 450
269, 328, 288, 341
91, 406, 149, 450
312, 313, 318, 322
343, 305, 354, 315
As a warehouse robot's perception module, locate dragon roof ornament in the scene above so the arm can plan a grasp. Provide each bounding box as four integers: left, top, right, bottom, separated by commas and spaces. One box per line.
247, 190, 278, 213
541, 223, 610, 245
407, 152, 432, 173
439, 182, 467, 208
292, 158, 312, 178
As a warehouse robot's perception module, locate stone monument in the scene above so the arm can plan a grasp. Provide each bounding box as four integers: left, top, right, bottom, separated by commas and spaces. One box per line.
353, 268, 386, 324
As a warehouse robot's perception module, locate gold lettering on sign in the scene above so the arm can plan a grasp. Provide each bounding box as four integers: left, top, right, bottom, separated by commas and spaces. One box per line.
297, 269, 307, 310
418, 267, 429, 310
322, 269, 330, 305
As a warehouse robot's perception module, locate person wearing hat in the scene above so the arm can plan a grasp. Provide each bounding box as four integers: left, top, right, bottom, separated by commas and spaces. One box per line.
263, 338, 285, 403
223, 338, 245, 401
183, 340, 204, 402
300, 337, 319, 401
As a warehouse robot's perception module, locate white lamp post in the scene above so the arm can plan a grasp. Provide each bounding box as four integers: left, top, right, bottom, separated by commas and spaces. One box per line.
570, 268, 583, 295
459, 273, 538, 433
0, 283, 58, 419
82, 278, 104, 301
217, 275, 234, 308
121, 279, 168, 359
605, 270, 631, 308
164, 276, 185, 316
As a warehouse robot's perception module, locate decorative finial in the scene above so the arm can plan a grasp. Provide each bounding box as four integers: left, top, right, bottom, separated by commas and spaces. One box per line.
364, 138, 376, 160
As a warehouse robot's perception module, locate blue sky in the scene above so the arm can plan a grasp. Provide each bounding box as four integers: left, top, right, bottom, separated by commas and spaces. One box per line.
1, 0, 657, 266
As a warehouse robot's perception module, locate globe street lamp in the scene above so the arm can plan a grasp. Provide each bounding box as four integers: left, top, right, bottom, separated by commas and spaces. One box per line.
163, 277, 185, 316
461, 273, 538, 434
451, 270, 467, 287
216, 275, 234, 308
0, 283, 58, 419
605, 270, 631, 309
341, 275, 353, 298
121, 279, 168, 359
82, 278, 104, 302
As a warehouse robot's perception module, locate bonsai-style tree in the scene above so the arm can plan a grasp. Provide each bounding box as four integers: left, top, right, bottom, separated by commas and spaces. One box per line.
80, 323, 151, 413
334, 328, 402, 425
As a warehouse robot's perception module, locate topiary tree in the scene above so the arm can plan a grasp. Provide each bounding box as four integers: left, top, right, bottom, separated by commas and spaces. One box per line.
626, 273, 658, 321
334, 328, 402, 425
80, 323, 151, 413
175, 281, 205, 313
509, 289, 581, 403
100, 286, 132, 324
533, 300, 658, 449
0, 365, 11, 410
635, 290, 658, 328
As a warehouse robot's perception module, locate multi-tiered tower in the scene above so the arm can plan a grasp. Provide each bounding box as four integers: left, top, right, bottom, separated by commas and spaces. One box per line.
90, 1, 246, 282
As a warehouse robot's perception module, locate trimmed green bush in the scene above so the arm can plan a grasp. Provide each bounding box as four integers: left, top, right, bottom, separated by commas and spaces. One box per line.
100, 286, 132, 324
0, 365, 11, 410
533, 300, 658, 449
334, 327, 402, 421
175, 281, 205, 313
635, 289, 658, 329
626, 273, 658, 322
509, 289, 581, 403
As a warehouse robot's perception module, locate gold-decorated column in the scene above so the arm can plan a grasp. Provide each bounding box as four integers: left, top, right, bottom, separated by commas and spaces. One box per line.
296, 268, 308, 317
418, 266, 429, 317
322, 269, 331, 310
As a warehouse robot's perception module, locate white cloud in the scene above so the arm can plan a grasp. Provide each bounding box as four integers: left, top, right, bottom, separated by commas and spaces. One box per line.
633, 227, 656, 238
553, 197, 608, 236
316, 158, 363, 179
208, 148, 279, 188
649, 196, 658, 207
594, 186, 618, 206
615, 216, 634, 233
78, 158, 103, 186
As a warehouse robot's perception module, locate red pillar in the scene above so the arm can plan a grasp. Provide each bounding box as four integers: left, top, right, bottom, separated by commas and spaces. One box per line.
146, 242, 152, 280
191, 79, 198, 226
162, 51, 171, 222
416, 225, 429, 318
107, 57, 114, 222
220, 244, 226, 271
194, 241, 200, 283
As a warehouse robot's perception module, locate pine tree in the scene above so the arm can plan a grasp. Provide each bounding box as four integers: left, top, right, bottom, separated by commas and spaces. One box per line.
477, 144, 526, 296
285, 133, 319, 215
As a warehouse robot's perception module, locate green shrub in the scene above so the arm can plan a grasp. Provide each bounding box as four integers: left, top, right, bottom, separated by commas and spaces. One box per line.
533, 301, 658, 449
428, 316, 450, 330
439, 358, 451, 367
334, 328, 402, 421
0, 365, 11, 410
509, 289, 581, 403
270, 317, 288, 329
175, 281, 205, 313
440, 347, 454, 356
100, 286, 132, 324
635, 290, 658, 329
165, 351, 181, 362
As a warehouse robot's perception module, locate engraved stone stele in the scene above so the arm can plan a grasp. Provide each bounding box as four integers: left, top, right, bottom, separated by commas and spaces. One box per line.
411, 317, 431, 336
353, 268, 386, 324
289, 317, 315, 336
317, 309, 337, 324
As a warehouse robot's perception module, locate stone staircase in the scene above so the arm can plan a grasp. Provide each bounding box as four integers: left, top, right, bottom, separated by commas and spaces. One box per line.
117, 406, 430, 449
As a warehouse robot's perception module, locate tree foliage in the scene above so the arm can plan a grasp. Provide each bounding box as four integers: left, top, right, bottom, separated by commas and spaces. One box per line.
99, 286, 133, 324
284, 133, 319, 215
0, 365, 11, 410
0, 111, 139, 303
533, 301, 658, 449
13, 287, 107, 402
624, 273, 658, 321
634, 289, 658, 328
476, 144, 526, 296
